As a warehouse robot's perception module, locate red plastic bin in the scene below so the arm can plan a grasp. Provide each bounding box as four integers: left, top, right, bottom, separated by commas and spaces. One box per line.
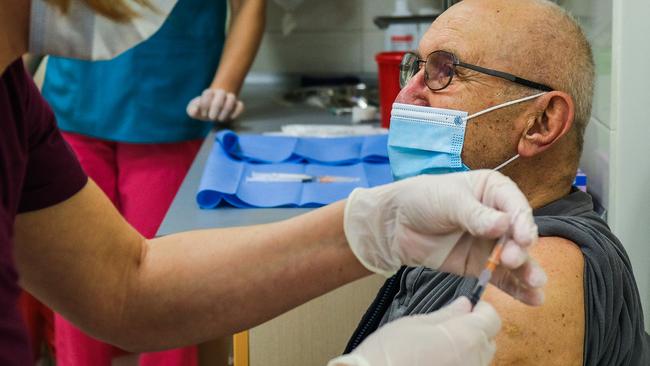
375, 51, 406, 128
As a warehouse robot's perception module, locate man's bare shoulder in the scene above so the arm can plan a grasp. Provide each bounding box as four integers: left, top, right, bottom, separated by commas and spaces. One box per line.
483, 236, 585, 366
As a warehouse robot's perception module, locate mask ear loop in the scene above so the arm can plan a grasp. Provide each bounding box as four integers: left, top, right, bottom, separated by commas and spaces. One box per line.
494, 117, 540, 171
462, 92, 547, 172
493, 154, 520, 171
464, 92, 548, 121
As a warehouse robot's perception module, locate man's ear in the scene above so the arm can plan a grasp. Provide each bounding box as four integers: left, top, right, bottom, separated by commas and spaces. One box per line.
518, 91, 575, 158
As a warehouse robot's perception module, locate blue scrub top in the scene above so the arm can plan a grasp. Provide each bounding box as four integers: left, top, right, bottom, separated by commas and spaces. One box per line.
42, 0, 227, 143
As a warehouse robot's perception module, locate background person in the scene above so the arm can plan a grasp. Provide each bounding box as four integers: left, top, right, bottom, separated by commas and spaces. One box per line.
38, 0, 266, 364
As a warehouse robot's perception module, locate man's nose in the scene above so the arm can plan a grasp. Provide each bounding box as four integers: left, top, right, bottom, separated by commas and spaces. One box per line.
394, 70, 430, 106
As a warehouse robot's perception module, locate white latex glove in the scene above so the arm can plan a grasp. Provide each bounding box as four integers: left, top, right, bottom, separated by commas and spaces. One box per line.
186, 88, 245, 122
344, 170, 546, 305
328, 297, 500, 366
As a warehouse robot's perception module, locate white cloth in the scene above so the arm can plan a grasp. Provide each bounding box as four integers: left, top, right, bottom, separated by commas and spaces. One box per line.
29, 0, 177, 60
328, 297, 500, 366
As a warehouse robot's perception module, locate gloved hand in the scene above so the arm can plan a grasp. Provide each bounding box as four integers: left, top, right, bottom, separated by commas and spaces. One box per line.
328, 297, 500, 366
344, 170, 546, 305
186, 88, 245, 122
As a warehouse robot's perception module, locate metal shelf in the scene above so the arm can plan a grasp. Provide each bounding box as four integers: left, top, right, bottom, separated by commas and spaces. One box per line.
373, 15, 440, 29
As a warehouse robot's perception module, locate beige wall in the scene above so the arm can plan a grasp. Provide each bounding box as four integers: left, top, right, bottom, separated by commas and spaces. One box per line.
249, 275, 385, 366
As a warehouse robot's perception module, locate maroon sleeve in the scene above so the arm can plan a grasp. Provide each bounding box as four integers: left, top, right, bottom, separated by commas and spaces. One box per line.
17, 65, 87, 213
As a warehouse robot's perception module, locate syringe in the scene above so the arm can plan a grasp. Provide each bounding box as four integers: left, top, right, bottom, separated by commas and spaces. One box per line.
246, 172, 360, 183
469, 235, 507, 308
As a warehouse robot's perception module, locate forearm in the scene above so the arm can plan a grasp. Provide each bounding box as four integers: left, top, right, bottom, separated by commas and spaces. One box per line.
16, 182, 368, 352
118, 200, 369, 351
211, 0, 266, 93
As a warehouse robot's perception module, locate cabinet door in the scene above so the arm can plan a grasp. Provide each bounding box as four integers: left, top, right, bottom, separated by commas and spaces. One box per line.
246, 275, 384, 366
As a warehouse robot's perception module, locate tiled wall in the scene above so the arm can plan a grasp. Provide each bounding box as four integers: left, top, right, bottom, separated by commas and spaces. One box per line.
250, 0, 443, 76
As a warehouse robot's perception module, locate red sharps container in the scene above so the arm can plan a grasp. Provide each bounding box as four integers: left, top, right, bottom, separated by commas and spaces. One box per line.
375, 51, 406, 128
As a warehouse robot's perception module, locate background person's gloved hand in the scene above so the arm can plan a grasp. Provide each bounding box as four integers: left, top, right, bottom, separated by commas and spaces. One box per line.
186, 88, 245, 122
344, 170, 546, 306
328, 297, 500, 366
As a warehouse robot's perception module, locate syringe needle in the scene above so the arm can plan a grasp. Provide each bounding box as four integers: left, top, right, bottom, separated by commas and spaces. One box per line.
469, 236, 507, 308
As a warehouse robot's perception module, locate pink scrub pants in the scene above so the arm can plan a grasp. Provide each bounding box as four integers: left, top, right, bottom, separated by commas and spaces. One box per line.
56, 132, 203, 366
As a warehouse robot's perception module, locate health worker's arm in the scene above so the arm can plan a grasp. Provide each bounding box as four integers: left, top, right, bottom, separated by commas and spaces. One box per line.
213, 0, 265, 94
483, 236, 585, 366
14, 170, 545, 354
187, 0, 266, 122
14, 179, 368, 352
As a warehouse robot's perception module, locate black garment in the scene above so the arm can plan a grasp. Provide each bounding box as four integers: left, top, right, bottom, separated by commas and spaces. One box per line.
345, 189, 650, 365
0, 59, 87, 366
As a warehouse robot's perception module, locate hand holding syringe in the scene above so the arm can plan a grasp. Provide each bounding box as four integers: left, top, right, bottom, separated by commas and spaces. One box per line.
469, 236, 507, 308
468, 207, 547, 308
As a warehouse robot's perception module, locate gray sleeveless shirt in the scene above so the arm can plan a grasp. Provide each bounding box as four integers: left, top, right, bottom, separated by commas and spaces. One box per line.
346, 190, 650, 365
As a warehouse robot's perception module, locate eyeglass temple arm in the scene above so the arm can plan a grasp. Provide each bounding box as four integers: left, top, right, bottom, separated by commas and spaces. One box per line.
456, 61, 553, 92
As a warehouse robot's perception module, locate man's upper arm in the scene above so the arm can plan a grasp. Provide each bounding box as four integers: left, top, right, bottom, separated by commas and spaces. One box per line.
484, 236, 585, 366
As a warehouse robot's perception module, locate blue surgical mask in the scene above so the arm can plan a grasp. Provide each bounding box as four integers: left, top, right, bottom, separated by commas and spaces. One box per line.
387, 93, 547, 180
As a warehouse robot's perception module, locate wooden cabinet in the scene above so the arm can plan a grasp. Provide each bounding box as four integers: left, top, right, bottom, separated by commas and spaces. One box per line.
234, 275, 384, 366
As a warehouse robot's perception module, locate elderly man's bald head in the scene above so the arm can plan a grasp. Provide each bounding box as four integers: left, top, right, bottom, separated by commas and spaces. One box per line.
397, 0, 595, 207
424, 0, 594, 153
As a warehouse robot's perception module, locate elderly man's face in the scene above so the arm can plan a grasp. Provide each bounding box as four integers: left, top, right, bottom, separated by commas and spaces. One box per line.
394, 0, 531, 171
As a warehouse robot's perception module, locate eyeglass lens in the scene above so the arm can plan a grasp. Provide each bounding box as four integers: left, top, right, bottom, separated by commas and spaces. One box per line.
399, 53, 420, 88
399, 51, 456, 90
426, 51, 455, 90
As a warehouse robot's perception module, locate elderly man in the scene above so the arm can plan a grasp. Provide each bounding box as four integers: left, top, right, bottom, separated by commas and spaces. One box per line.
346, 0, 650, 365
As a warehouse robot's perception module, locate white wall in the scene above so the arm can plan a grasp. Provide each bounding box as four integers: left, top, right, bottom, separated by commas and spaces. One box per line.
609, 0, 650, 330
573, 0, 650, 330
251, 0, 443, 75
565, 0, 613, 212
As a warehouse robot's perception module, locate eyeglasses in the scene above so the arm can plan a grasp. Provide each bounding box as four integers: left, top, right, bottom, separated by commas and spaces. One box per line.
399, 50, 553, 92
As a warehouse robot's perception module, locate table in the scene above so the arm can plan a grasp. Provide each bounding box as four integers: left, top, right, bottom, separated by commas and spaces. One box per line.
156, 86, 384, 366
157, 86, 349, 235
